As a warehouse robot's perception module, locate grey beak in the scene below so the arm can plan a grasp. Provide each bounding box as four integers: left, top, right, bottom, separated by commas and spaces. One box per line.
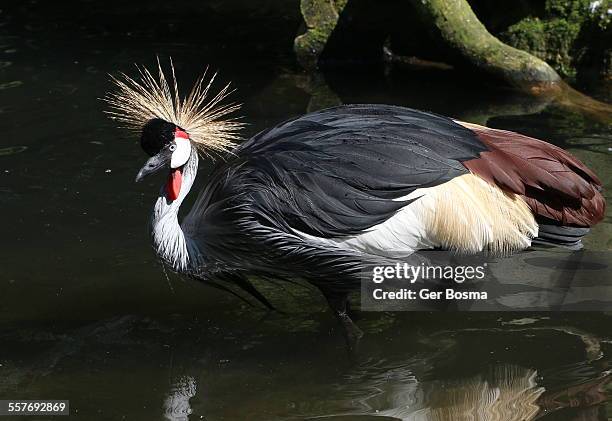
135, 152, 170, 182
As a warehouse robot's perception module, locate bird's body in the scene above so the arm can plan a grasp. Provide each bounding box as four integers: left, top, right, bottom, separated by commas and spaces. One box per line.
105, 66, 604, 345
148, 104, 604, 307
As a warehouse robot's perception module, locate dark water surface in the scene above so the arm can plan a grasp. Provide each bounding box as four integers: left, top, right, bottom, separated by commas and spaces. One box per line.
1, 1, 611, 420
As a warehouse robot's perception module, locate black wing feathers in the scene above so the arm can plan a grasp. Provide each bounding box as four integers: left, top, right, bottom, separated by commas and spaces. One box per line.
232, 104, 485, 238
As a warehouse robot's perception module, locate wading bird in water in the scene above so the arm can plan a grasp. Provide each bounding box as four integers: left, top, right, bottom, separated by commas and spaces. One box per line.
105, 63, 604, 346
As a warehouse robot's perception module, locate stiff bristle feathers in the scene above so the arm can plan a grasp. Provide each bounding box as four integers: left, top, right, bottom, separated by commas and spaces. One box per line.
104, 59, 243, 155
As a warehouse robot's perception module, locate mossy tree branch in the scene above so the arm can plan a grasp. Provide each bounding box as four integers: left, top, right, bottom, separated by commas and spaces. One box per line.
412, 0, 562, 93
413, 0, 611, 122
293, 0, 611, 122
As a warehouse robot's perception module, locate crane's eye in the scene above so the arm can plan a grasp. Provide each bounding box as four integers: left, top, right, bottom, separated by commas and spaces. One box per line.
169, 144, 177, 152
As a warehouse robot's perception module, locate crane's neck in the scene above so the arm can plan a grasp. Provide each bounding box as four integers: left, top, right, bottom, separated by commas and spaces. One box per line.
151, 149, 199, 272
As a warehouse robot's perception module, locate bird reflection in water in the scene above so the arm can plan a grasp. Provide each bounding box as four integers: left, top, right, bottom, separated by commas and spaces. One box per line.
387, 366, 543, 420
164, 375, 197, 421
334, 365, 545, 421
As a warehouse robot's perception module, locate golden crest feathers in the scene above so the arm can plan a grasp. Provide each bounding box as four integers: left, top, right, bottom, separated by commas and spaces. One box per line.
104, 59, 243, 155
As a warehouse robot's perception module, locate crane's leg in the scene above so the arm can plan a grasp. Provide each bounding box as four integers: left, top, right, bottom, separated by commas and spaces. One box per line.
325, 293, 363, 353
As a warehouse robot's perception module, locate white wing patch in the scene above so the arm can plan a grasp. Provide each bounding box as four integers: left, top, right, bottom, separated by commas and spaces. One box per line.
295, 189, 437, 258
295, 174, 538, 257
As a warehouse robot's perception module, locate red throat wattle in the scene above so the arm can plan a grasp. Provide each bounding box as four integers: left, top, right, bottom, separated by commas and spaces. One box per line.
166, 168, 183, 201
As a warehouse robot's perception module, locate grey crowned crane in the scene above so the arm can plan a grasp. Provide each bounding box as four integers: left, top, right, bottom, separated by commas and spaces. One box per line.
105, 64, 605, 343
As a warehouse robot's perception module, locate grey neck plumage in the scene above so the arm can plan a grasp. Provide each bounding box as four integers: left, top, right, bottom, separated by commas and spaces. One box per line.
151, 149, 199, 272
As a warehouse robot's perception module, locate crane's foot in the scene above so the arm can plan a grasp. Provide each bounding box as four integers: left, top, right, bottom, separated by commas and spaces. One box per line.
326, 294, 364, 354
337, 311, 364, 354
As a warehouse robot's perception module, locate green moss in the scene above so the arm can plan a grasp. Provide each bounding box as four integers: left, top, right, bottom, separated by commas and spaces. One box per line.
294, 0, 347, 69
504, 18, 547, 55
502, 0, 610, 78
333, 0, 348, 10
546, 0, 588, 17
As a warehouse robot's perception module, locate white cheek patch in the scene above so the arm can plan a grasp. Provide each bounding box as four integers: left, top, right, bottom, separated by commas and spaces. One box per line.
170, 138, 191, 168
